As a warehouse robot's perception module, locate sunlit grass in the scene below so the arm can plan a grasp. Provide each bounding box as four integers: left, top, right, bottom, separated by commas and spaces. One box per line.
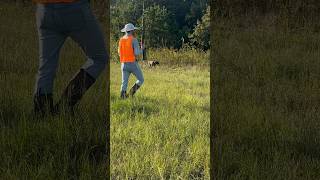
110, 64, 210, 179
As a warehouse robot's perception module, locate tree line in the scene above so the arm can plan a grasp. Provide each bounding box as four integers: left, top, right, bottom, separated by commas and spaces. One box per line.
212, 0, 320, 29
111, 0, 210, 50
213, 0, 319, 18
7, 0, 210, 50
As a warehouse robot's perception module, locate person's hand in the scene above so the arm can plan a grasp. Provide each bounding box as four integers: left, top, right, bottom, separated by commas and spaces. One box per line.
140, 42, 145, 50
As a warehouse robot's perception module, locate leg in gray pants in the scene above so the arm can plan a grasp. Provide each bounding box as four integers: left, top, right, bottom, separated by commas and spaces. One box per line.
34, 0, 107, 115
120, 61, 144, 98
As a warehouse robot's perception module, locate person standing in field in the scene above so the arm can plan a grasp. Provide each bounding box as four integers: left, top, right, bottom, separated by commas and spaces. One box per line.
118, 23, 144, 99
33, 0, 107, 115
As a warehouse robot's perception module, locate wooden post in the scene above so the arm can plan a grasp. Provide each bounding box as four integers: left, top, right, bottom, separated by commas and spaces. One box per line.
141, 0, 147, 61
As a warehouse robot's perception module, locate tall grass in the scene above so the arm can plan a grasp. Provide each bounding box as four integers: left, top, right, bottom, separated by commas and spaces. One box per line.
0, 3, 108, 178
110, 17, 210, 179
147, 47, 209, 67
110, 38, 209, 67
110, 64, 210, 179
212, 18, 320, 179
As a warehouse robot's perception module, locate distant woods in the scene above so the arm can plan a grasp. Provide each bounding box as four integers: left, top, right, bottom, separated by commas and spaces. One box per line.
10, 1, 319, 49
7, 0, 211, 50
111, 0, 210, 50
212, 0, 320, 29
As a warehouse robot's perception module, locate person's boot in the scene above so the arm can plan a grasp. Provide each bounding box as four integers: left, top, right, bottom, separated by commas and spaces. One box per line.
120, 91, 127, 99
129, 83, 141, 97
33, 93, 54, 116
55, 69, 95, 114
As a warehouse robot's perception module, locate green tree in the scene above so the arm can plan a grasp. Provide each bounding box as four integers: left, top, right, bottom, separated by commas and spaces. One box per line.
140, 5, 179, 48
110, 0, 209, 49
189, 6, 210, 50
111, 0, 143, 39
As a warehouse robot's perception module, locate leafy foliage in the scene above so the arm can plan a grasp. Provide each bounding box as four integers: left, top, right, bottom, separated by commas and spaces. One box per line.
189, 6, 210, 50
140, 5, 178, 48
212, 0, 320, 29
111, 0, 209, 49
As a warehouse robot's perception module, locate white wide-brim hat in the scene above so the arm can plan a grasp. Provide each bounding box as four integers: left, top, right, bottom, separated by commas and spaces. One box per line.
121, 23, 139, 32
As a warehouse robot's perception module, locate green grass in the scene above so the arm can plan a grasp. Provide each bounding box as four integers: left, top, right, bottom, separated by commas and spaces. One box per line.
0, 3, 210, 179
0, 4, 108, 178
212, 23, 320, 179
110, 64, 210, 179
110, 38, 209, 67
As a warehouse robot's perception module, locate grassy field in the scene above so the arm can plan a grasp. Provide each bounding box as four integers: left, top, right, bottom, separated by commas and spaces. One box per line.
0, 4, 108, 179
0, 3, 210, 179
212, 22, 320, 179
110, 62, 210, 178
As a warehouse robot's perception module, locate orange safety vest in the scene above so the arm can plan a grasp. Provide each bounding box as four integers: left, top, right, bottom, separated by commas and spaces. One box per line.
119, 35, 136, 63
33, 0, 76, 3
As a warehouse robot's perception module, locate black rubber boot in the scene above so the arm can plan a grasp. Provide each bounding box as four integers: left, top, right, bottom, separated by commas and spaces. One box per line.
33, 93, 54, 116
129, 83, 141, 97
120, 91, 127, 99
55, 69, 95, 114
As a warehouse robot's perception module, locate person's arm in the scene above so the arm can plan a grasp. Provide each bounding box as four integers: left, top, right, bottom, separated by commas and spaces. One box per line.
132, 38, 143, 56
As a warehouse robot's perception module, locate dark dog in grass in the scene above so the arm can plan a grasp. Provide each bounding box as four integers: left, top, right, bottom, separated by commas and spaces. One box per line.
148, 60, 160, 67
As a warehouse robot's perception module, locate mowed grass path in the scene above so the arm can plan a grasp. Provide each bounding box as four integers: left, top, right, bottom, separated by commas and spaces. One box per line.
110, 63, 210, 179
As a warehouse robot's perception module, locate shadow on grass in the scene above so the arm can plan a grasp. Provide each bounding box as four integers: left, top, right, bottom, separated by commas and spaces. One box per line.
230, 119, 320, 168
0, 103, 107, 178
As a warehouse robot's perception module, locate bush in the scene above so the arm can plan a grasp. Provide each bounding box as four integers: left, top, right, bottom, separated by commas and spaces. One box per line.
111, 37, 209, 66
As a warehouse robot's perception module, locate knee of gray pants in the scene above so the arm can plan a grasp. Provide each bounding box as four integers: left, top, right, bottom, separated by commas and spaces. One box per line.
138, 77, 144, 85
133, 62, 144, 86
136, 76, 144, 86
34, 59, 60, 94
82, 52, 108, 79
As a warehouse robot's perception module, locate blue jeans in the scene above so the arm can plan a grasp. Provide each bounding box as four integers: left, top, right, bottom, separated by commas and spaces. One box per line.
121, 62, 144, 92
34, 0, 107, 94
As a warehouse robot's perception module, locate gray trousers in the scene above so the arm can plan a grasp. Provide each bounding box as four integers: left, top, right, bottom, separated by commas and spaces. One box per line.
121, 62, 144, 92
35, 0, 107, 94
